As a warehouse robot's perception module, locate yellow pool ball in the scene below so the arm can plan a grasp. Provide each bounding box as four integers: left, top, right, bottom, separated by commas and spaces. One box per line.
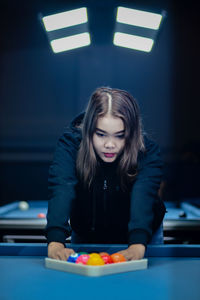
87, 253, 105, 266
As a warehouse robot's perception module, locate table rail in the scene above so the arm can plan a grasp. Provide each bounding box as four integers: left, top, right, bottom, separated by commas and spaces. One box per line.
0, 243, 200, 257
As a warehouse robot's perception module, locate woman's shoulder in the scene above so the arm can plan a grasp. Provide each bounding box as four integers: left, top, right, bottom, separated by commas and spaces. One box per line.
143, 134, 160, 153
61, 126, 82, 145
56, 113, 84, 150
137, 134, 162, 165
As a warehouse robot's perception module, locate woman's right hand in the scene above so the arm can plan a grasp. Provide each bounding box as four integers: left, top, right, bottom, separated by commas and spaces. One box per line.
48, 242, 75, 261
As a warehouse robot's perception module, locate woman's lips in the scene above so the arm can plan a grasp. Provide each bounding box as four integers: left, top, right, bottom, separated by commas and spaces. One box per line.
103, 153, 116, 158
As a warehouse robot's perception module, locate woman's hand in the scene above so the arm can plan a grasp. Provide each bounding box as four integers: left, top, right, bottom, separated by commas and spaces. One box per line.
118, 244, 145, 261
48, 242, 75, 261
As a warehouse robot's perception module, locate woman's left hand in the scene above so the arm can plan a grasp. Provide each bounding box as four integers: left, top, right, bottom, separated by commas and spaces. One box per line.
118, 244, 145, 261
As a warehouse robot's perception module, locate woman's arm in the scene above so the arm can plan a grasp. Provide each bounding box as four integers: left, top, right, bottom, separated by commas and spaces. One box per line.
128, 136, 165, 248
46, 130, 80, 246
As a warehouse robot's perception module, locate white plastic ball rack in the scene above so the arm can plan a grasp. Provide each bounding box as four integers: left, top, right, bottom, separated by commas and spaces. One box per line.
45, 257, 148, 277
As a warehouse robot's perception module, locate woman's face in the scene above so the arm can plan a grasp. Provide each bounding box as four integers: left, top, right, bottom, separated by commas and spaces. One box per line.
92, 114, 125, 163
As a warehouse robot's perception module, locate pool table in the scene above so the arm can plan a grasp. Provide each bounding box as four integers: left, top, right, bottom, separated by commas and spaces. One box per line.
0, 243, 200, 300
0, 200, 200, 243
0, 201, 48, 242
164, 200, 200, 243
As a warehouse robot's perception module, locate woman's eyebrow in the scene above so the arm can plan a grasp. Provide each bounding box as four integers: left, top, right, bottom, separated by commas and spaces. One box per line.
96, 128, 125, 134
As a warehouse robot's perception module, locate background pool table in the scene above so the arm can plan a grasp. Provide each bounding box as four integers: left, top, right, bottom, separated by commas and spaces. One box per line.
0, 201, 48, 242
0, 244, 200, 300
0, 200, 200, 243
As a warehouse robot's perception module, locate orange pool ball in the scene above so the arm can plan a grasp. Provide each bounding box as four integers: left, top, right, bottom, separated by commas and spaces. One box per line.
37, 213, 46, 218
110, 253, 126, 263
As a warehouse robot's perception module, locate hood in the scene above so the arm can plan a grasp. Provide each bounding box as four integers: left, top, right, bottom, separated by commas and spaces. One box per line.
70, 112, 85, 131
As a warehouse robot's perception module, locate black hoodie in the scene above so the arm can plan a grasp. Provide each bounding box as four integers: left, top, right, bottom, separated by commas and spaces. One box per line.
46, 113, 166, 246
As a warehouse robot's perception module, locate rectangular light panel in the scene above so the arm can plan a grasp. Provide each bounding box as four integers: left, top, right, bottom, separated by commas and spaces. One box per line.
42, 7, 88, 32
113, 32, 154, 53
50, 32, 91, 53
117, 7, 162, 30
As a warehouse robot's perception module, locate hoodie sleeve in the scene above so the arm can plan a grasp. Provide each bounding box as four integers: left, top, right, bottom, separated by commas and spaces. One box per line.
128, 136, 165, 247
46, 130, 79, 245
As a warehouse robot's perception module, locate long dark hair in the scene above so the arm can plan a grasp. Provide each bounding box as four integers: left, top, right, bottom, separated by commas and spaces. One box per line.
76, 87, 145, 189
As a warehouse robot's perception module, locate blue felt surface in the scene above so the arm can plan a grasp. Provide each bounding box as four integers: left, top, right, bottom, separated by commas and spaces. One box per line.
181, 202, 200, 217
165, 208, 197, 219
165, 201, 200, 219
0, 201, 47, 218
0, 256, 200, 300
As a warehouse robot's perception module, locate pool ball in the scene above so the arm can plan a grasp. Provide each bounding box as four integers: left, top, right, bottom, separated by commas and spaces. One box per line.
19, 201, 29, 211
67, 253, 80, 263
76, 254, 90, 265
89, 253, 101, 258
179, 211, 187, 218
87, 253, 105, 266
99, 253, 112, 264
110, 253, 126, 263
37, 213, 46, 218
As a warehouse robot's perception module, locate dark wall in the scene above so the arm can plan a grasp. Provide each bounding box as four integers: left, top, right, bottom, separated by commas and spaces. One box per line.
0, 0, 199, 204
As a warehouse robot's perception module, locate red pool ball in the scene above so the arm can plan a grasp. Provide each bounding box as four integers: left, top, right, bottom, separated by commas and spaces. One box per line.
37, 213, 46, 218
99, 252, 112, 264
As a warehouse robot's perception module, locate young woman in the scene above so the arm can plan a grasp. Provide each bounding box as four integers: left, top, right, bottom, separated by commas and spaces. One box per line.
46, 87, 166, 261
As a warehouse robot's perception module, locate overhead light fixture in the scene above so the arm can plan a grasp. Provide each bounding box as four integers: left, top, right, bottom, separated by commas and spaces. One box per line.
116, 7, 162, 30
113, 6, 166, 53
40, 7, 91, 53
113, 32, 154, 52
42, 7, 88, 32
50, 32, 90, 53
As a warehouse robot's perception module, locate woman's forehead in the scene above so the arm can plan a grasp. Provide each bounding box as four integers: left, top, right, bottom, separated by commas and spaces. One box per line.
96, 114, 124, 133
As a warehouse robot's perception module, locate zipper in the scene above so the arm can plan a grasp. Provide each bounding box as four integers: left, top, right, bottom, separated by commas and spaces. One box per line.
103, 179, 108, 222
91, 186, 96, 232
103, 179, 107, 190
91, 179, 108, 232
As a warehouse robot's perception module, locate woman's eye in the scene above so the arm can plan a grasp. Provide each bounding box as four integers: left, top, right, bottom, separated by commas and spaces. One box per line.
116, 134, 125, 139
95, 132, 124, 138
96, 132, 105, 137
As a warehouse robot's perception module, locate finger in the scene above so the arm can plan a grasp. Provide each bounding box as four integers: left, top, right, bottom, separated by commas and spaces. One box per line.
54, 254, 62, 260
65, 248, 75, 258
63, 249, 73, 260
60, 251, 69, 261
67, 248, 75, 255
129, 253, 144, 260
55, 249, 69, 261
129, 255, 139, 261
126, 254, 136, 261
62, 250, 70, 261
118, 250, 141, 261
117, 250, 126, 256
117, 250, 131, 261
61, 248, 76, 261
55, 251, 65, 260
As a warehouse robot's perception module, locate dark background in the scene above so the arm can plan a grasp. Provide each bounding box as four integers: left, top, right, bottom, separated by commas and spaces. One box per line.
0, 0, 199, 205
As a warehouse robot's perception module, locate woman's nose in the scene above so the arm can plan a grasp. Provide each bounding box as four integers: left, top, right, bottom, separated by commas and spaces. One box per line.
104, 138, 115, 148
